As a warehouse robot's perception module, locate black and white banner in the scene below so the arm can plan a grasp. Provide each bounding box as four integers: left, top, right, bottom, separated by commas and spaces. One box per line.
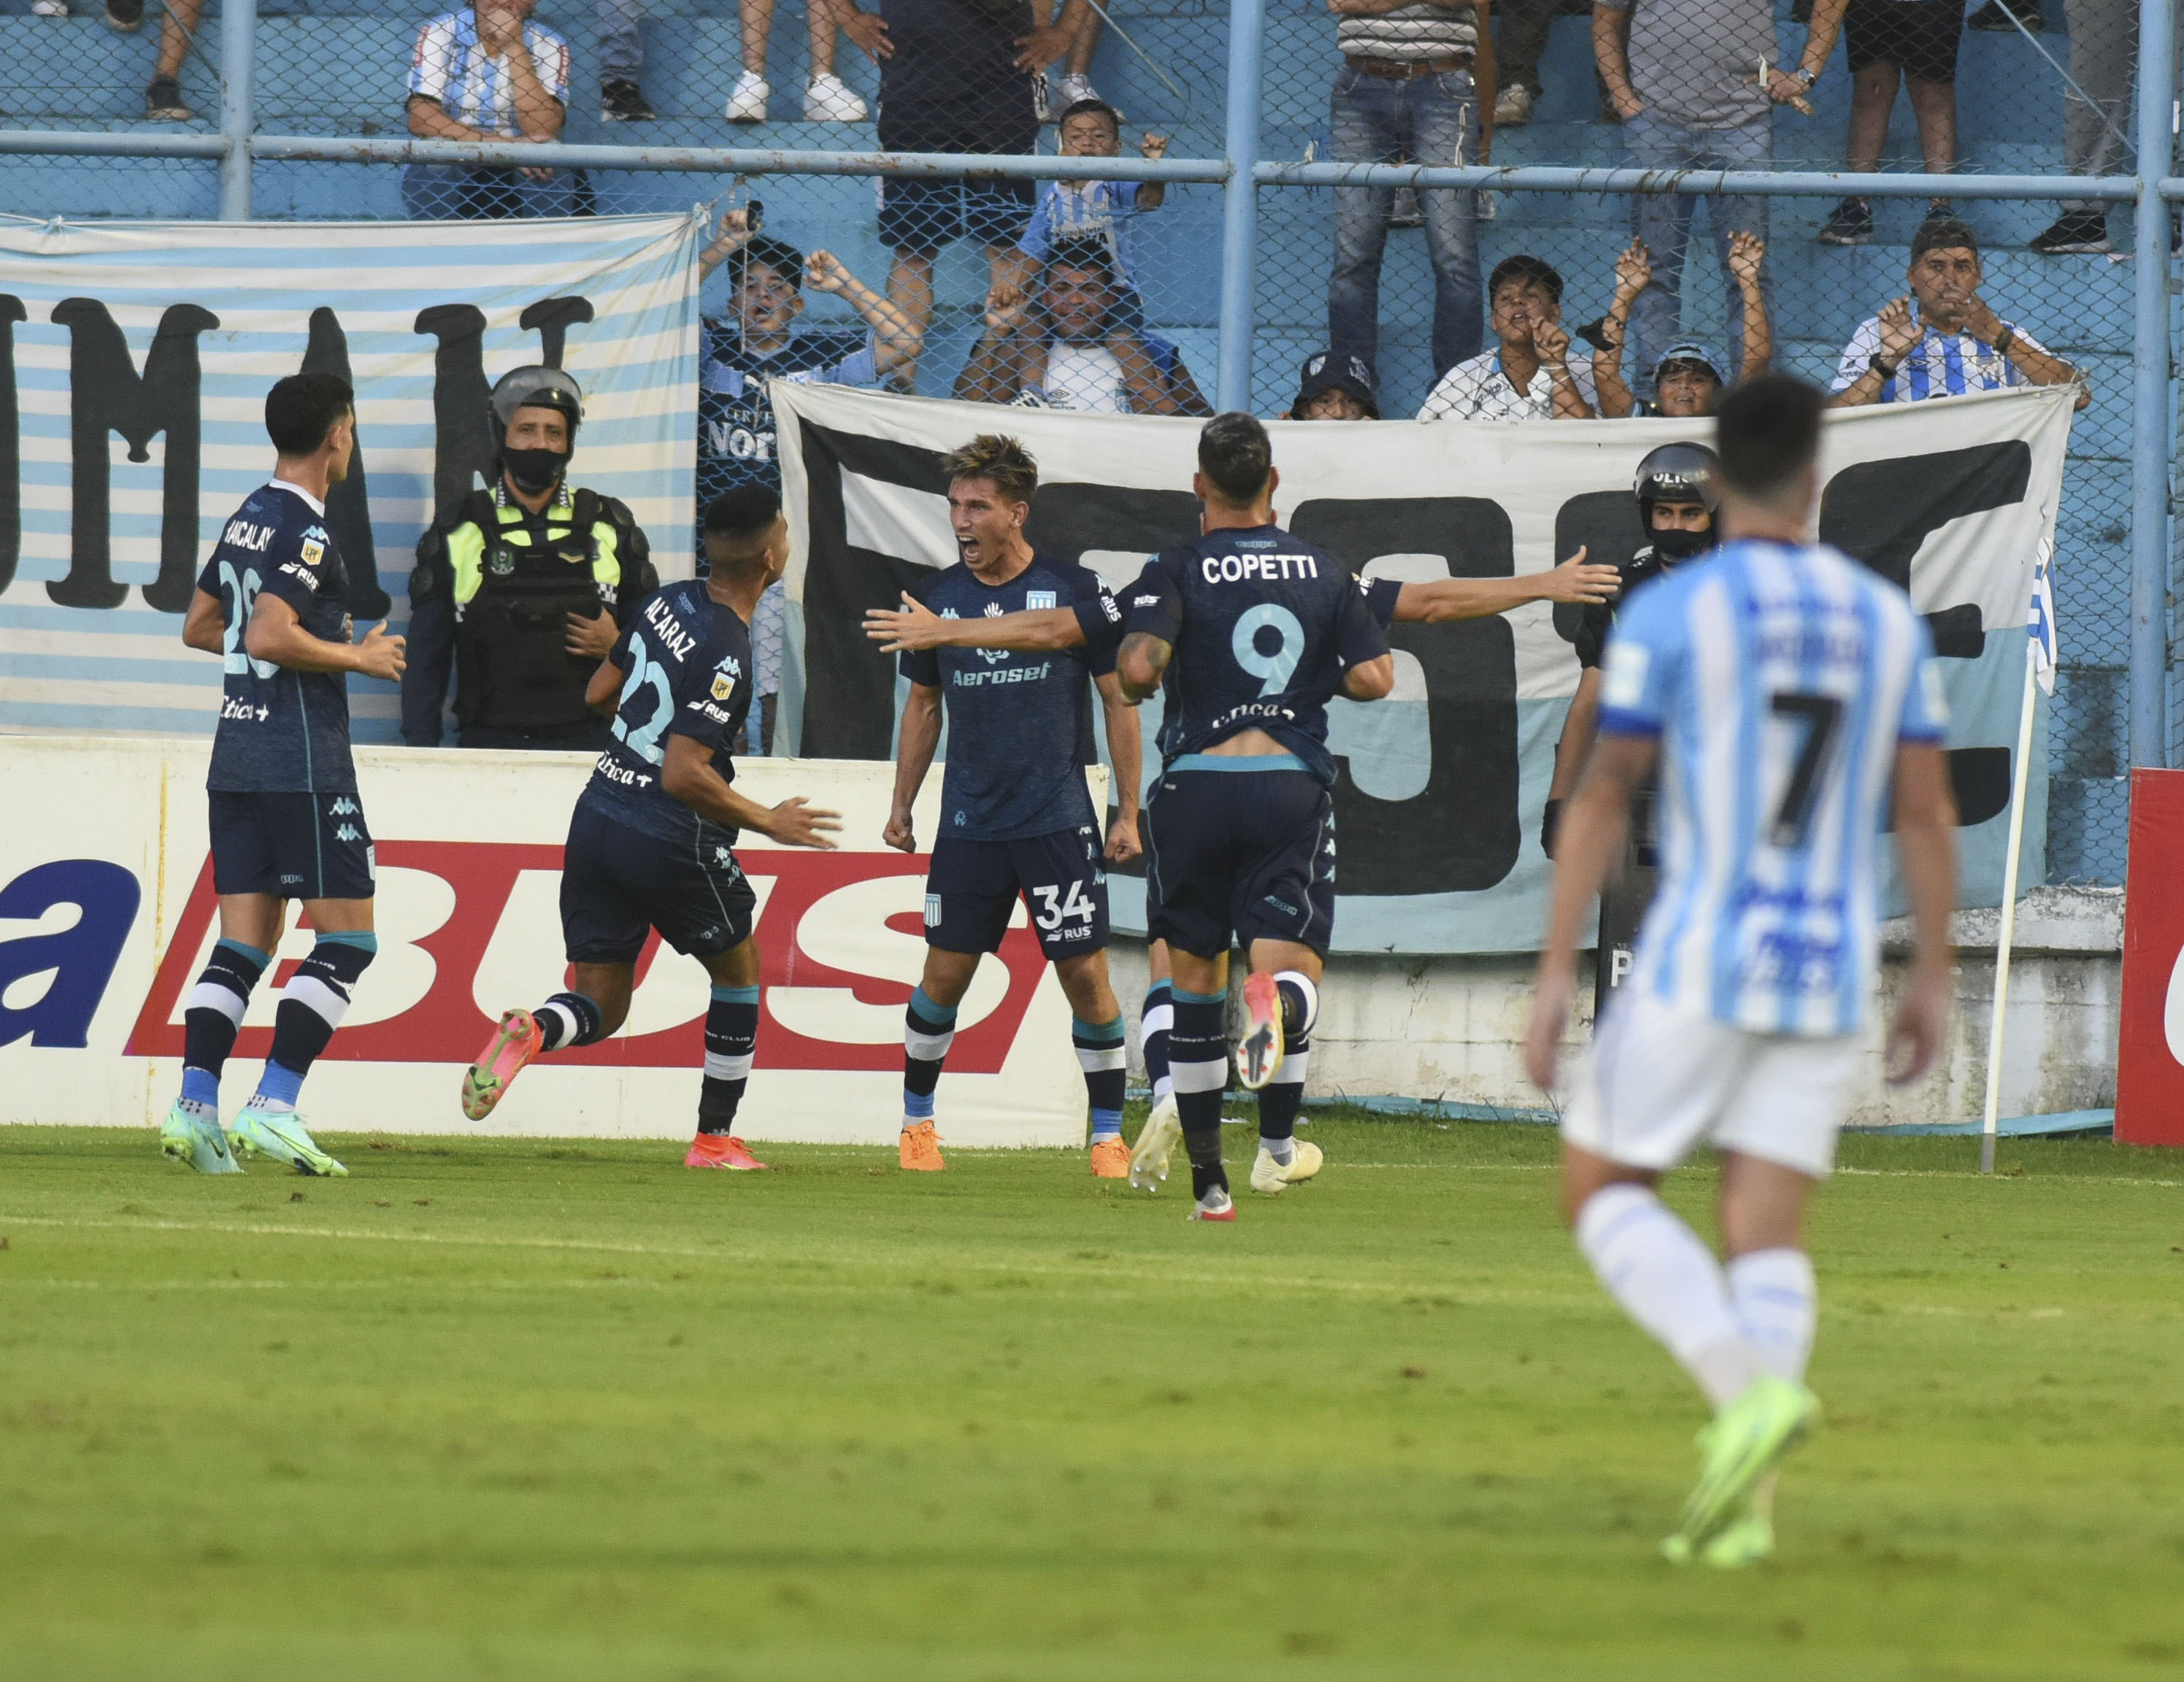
772, 383, 2074, 955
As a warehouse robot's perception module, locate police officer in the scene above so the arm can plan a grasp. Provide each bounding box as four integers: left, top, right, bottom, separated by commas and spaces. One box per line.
1542, 442, 1720, 1010
401, 366, 660, 750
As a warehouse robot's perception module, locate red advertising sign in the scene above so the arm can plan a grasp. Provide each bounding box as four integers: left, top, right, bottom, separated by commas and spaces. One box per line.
2115, 767, 2184, 1146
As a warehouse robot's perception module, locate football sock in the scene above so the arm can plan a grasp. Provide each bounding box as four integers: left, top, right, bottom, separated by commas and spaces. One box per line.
248, 933, 376, 1111
1072, 1013, 1126, 1139
1574, 1183, 1766, 1410
1727, 1248, 1818, 1383
534, 991, 605, 1052
1257, 1036, 1307, 1164
1170, 988, 1228, 1198
180, 937, 270, 1115
1273, 969, 1319, 1042
902, 986, 956, 1124
1140, 980, 1174, 1107
699, 984, 759, 1135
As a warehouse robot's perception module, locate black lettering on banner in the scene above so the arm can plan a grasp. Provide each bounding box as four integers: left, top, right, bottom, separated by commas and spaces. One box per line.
47, 298, 219, 612
414, 304, 496, 521
301, 307, 388, 620
519, 296, 596, 369
0, 295, 23, 595
1289, 497, 1521, 895
1819, 441, 2032, 658
1549, 488, 1648, 648
796, 420, 953, 759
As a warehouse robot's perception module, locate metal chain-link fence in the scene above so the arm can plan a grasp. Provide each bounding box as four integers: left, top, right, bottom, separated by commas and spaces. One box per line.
0, 0, 2169, 878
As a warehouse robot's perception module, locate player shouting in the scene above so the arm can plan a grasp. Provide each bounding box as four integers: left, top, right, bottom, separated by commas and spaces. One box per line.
879, 435, 1142, 1176
166, 372, 404, 1178
867, 441, 1614, 1207
461, 487, 842, 1167
1524, 375, 1958, 1565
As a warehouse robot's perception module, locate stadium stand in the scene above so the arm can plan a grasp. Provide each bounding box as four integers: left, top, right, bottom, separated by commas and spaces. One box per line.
0, 0, 2137, 879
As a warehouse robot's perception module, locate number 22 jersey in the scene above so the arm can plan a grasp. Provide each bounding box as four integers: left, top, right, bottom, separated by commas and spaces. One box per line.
1121, 525, 1389, 785
1597, 538, 1948, 1037
579, 580, 754, 844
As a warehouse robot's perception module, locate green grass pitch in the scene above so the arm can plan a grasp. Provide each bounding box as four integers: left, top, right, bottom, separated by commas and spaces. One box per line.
0, 1112, 2180, 1681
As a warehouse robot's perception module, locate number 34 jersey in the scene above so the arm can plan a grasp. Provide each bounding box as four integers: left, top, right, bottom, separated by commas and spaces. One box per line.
580, 580, 753, 845
197, 480, 357, 794
1122, 525, 1389, 786
1596, 538, 1948, 1038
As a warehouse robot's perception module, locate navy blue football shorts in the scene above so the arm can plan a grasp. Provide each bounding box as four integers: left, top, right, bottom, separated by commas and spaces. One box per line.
924, 824, 1110, 964
560, 802, 757, 966
207, 790, 376, 901
1142, 761, 1336, 959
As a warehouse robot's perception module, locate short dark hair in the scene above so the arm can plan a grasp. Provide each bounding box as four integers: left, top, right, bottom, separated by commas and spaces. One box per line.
944, 434, 1039, 506
1489, 254, 1563, 307
1056, 98, 1121, 135
732, 234, 806, 291
703, 485, 783, 546
1198, 412, 1272, 504
1715, 373, 1823, 504
265, 372, 353, 457
1043, 237, 1121, 287
1910, 215, 1980, 269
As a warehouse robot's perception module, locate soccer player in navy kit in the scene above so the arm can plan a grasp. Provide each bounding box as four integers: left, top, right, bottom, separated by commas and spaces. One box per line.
461, 486, 842, 1167
166, 372, 407, 1178
883, 435, 1143, 1176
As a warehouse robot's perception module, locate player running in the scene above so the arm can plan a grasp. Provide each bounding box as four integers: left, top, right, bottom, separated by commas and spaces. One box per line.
867, 464, 1619, 1180
461, 486, 842, 1167
880, 434, 1142, 1177
166, 372, 405, 1178
1524, 375, 1958, 1565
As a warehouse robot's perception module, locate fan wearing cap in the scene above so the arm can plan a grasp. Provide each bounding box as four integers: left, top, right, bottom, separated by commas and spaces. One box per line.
401, 366, 660, 752
1542, 442, 1718, 858
1283, 351, 1381, 420
1591, 234, 1772, 419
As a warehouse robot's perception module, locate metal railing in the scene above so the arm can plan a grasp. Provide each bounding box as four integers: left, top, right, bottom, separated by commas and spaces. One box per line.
0, 0, 2175, 838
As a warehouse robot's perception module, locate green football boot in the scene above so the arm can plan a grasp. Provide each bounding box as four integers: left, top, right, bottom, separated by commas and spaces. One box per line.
1666, 1376, 1818, 1554
1662, 1500, 1774, 1567
158, 1103, 243, 1175
227, 1107, 347, 1177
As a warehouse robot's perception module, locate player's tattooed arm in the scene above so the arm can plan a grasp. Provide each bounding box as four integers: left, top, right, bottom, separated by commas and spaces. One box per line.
661, 733, 842, 849
1523, 731, 1656, 1092
885, 682, 943, 851
245, 593, 405, 681
1115, 631, 1172, 704
1393, 549, 1618, 623
864, 592, 1085, 653
1094, 671, 1143, 863
182, 587, 226, 654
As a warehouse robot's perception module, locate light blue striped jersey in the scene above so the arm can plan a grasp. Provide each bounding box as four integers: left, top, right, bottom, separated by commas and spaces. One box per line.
1596, 539, 1949, 1036
1830, 306, 2051, 404
408, 11, 572, 139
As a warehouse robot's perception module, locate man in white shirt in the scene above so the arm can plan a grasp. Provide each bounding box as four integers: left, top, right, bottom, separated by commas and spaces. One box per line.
1830, 217, 2088, 410
403, 0, 571, 219
954, 239, 1211, 415
1418, 255, 1599, 420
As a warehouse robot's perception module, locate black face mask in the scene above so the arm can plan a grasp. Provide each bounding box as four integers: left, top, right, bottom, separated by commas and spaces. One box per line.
504, 448, 569, 496
1650, 524, 1713, 563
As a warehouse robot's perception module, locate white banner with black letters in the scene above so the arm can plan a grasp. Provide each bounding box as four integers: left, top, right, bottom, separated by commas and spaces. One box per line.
772, 383, 2075, 956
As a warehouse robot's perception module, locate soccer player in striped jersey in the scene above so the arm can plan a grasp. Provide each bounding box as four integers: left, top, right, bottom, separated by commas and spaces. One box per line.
1524, 374, 1959, 1566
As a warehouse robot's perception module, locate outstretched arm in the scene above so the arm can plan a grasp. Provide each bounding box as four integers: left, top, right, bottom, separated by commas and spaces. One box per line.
866, 592, 1087, 653
661, 732, 842, 848
1393, 550, 1619, 622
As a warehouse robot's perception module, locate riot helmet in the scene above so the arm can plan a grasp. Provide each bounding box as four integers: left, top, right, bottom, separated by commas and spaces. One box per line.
1634, 441, 1720, 563
490, 366, 583, 495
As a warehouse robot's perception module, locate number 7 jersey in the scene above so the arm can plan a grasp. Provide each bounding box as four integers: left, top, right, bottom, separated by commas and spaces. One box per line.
1596, 538, 1949, 1037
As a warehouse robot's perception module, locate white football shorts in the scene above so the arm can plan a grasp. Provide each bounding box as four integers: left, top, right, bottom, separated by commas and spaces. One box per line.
1558, 983, 1864, 1180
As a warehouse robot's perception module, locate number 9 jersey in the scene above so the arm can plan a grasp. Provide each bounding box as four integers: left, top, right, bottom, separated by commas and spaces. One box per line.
1123, 525, 1390, 784
1596, 537, 1948, 1037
